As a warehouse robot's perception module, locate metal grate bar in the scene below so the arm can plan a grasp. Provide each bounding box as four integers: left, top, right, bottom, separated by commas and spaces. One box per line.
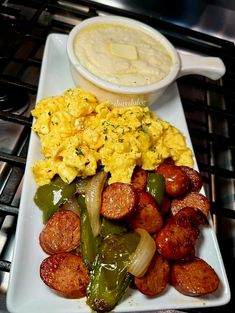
0, 111, 32, 126
211, 203, 235, 219
198, 162, 235, 179
0, 152, 26, 167
0, 203, 19, 216
187, 129, 234, 150
0, 260, 11, 272
181, 98, 235, 118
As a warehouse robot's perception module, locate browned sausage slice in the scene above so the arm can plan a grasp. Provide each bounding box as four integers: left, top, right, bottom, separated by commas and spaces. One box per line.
156, 163, 190, 197
39, 210, 80, 255
134, 253, 170, 296
40, 253, 89, 298
155, 221, 197, 260
160, 196, 171, 217
171, 257, 220, 296
180, 166, 203, 192
101, 182, 138, 220
131, 166, 148, 191
128, 191, 163, 233
171, 191, 210, 218
174, 206, 208, 228
155, 207, 204, 260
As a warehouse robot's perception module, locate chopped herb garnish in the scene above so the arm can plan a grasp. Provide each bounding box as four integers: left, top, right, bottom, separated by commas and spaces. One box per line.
138, 125, 147, 133
75, 148, 83, 156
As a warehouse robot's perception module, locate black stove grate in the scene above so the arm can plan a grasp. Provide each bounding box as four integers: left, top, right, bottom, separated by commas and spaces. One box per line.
0, 1, 235, 312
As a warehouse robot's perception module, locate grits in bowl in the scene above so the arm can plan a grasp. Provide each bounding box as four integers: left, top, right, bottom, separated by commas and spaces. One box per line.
31, 88, 193, 186
73, 23, 173, 87
68, 16, 225, 106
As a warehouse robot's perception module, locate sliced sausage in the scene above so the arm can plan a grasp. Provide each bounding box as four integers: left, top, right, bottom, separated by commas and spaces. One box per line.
171, 257, 220, 296
171, 191, 210, 218
128, 191, 163, 233
160, 196, 171, 217
131, 166, 148, 191
155, 207, 204, 260
155, 221, 197, 260
39, 210, 80, 255
180, 166, 203, 192
40, 253, 89, 298
134, 253, 170, 296
101, 182, 138, 220
156, 163, 190, 197
174, 206, 208, 228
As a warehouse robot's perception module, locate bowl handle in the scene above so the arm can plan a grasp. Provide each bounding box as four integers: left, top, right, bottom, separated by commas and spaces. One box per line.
177, 51, 226, 80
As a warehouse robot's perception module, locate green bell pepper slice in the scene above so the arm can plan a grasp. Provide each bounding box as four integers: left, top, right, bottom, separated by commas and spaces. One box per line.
87, 232, 139, 312
78, 194, 100, 270
34, 175, 76, 223
146, 172, 165, 205
100, 217, 127, 238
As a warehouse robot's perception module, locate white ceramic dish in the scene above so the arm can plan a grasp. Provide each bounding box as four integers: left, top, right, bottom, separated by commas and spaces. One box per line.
67, 16, 226, 106
7, 33, 231, 313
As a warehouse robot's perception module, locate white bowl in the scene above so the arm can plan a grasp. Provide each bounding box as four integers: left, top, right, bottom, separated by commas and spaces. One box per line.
67, 16, 226, 106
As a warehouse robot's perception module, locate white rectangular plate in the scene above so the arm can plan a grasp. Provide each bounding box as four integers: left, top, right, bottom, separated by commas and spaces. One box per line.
7, 33, 231, 313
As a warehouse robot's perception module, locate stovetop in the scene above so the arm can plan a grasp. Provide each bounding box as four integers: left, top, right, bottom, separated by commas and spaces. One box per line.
0, 1, 235, 313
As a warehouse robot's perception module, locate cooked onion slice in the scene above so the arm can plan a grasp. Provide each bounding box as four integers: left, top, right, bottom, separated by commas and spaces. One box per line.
76, 177, 89, 195
61, 195, 80, 216
128, 228, 156, 278
85, 171, 108, 237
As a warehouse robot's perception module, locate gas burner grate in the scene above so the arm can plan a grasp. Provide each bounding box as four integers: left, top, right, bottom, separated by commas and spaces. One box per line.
0, 1, 235, 312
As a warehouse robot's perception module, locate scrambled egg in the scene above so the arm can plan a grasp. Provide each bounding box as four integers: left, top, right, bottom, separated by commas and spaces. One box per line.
31, 88, 193, 186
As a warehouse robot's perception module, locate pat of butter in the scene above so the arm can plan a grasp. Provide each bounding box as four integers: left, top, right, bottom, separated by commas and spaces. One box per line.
110, 43, 138, 60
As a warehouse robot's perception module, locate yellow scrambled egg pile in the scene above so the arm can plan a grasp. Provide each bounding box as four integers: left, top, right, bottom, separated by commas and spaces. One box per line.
31, 88, 193, 186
